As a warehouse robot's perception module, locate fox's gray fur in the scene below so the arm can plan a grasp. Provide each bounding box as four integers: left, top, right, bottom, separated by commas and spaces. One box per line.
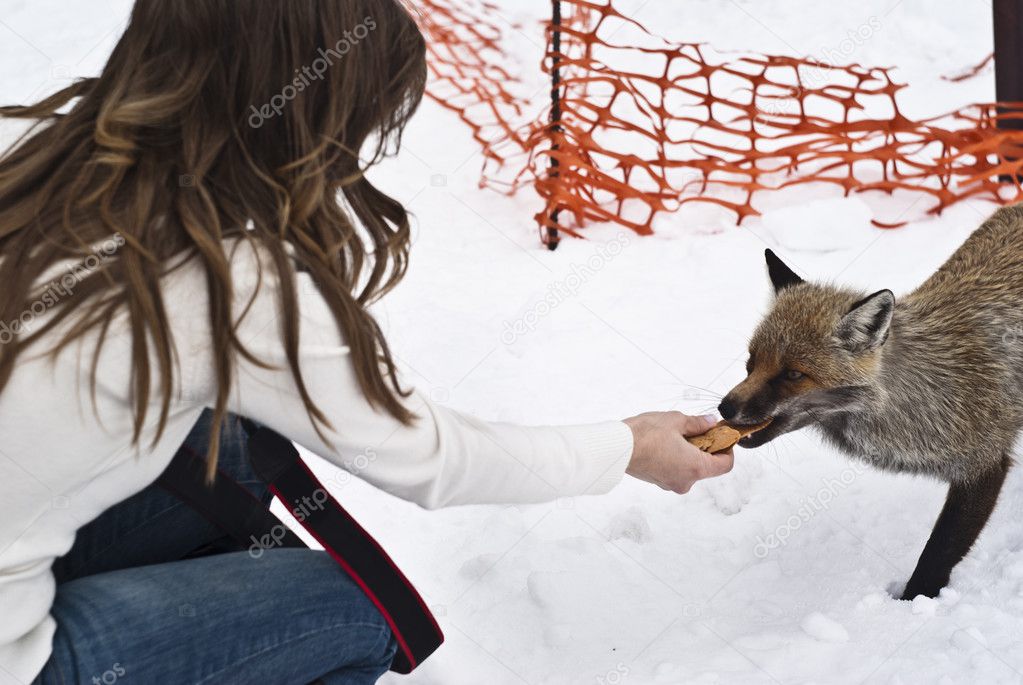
721, 204, 1023, 599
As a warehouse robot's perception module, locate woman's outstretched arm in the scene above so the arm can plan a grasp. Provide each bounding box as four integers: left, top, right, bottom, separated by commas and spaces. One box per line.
212, 246, 731, 509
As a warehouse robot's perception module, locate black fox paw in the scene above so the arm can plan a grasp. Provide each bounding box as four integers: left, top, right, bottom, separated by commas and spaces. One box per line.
899, 583, 942, 601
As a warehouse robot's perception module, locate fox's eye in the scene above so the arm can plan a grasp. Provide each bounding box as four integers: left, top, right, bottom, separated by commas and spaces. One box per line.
784, 369, 804, 381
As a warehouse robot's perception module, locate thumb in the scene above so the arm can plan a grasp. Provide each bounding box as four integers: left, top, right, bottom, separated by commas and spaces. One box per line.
679, 413, 719, 437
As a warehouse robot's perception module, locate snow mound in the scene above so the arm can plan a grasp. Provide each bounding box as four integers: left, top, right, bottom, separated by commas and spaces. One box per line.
800, 612, 850, 643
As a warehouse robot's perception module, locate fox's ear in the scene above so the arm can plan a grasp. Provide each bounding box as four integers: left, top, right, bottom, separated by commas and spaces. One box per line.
836, 290, 895, 353
765, 249, 803, 294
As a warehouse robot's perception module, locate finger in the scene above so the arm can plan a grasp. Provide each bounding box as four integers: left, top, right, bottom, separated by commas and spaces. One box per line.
703, 449, 735, 478
675, 441, 728, 479
679, 441, 732, 479
678, 439, 713, 463
677, 413, 719, 437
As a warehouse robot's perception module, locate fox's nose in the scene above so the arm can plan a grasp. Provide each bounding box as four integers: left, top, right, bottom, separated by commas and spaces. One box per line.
718, 398, 738, 421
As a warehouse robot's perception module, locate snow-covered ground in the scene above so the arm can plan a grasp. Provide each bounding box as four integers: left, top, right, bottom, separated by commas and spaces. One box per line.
3, 1, 1022, 683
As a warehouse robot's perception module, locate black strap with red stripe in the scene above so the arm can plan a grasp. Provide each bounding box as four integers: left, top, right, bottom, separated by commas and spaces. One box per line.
157, 422, 444, 674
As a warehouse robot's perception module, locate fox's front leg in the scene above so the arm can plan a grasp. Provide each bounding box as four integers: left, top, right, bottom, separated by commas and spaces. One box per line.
901, 457, 1010, 600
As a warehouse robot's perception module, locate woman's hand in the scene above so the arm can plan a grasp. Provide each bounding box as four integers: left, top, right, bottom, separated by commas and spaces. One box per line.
623, 412, 734, 494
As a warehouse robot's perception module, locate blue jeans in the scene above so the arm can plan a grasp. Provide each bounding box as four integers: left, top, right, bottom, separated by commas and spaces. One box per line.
35, 411, 397, 685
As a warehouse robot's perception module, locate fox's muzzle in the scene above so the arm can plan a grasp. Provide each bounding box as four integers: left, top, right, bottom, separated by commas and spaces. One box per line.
719, 377, 776, 426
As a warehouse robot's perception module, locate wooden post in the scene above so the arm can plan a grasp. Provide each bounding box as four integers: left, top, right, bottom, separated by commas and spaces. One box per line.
994, 0, 1023, 181
546, 0, 563, 251
995, 0, 1023, 114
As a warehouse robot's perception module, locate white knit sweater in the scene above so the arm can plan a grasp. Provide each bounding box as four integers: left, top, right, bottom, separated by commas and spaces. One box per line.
0, 241, 633, 683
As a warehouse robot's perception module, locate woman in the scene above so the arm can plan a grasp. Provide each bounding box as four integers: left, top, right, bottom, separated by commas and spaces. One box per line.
0, 1, 733, 683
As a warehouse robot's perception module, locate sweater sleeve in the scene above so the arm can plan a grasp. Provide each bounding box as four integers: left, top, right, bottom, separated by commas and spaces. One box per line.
223, 267, 633, 509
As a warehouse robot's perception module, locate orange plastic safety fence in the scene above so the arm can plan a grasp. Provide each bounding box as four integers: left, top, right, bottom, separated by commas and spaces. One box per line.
413, 0, 1023, 246
405, 0, 525, 170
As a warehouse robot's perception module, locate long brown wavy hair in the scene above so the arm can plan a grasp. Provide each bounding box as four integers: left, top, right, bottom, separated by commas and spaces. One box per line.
0, 0, 427, 475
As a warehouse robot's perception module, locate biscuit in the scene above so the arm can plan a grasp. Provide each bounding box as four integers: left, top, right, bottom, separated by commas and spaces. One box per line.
687, 419, 772, 453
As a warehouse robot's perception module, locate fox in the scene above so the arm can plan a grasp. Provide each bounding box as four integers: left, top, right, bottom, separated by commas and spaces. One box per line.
719, 204, 1023, 600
